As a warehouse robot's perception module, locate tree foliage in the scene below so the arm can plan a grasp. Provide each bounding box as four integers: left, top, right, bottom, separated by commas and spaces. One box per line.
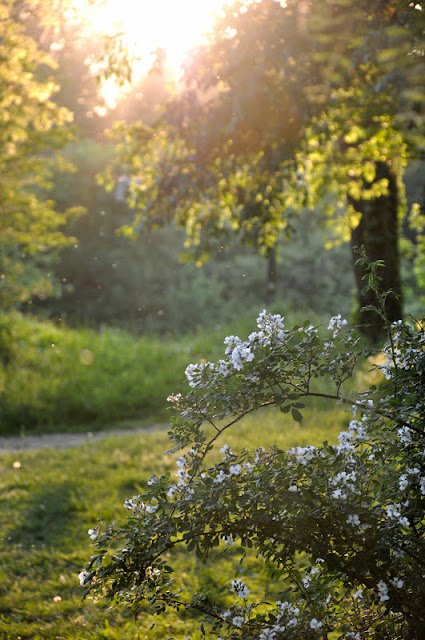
107, 0, 424, 330
0, 0, 81, 308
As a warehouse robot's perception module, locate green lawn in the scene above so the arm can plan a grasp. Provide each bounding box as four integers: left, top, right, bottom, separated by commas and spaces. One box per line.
0, 403, 347, 639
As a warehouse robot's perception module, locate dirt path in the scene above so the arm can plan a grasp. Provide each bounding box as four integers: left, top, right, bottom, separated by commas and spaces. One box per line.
0, 423, 168, 454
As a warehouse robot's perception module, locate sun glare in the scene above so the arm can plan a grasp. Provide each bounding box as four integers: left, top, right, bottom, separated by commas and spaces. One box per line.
73, 0, 233, 108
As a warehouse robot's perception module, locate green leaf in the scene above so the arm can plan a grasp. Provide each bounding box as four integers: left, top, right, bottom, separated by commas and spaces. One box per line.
280, 405, 291, 413
291, 407, 303, 423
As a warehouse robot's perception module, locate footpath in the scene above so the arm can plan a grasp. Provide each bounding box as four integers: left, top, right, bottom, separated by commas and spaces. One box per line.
0, 423, 168, 453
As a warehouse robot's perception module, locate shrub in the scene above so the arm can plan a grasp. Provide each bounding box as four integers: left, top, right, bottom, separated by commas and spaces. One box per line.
82, 308, 425, 639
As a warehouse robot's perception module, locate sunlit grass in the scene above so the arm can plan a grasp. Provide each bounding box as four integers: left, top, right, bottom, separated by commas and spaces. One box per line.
0, 405, 346, 639
0, 313, 231, 435
0, 310, 329, 435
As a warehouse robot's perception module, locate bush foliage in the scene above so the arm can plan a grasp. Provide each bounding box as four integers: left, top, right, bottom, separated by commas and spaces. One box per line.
83, 307, 424, 639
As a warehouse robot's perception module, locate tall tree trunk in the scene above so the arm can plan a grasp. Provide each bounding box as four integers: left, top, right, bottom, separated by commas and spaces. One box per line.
349, 161, 403, 343
265, 245, 277, 306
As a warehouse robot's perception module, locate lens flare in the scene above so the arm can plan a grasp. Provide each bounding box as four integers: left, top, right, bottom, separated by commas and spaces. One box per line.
70, 0, 233, 106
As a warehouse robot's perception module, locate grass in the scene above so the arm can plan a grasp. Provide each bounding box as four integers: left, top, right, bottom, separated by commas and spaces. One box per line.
0, 310, 359, 636
0, 403, 348, 639
0, 309, 325, 436
0, 313, 236, 435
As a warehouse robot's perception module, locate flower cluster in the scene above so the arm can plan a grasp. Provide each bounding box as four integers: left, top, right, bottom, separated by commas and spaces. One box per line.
328, 313, 348, 337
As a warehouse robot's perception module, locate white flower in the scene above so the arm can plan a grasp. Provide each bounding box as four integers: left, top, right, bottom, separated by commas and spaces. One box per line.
334, 471, 357, 491
146, 566, 161, 579
224, 335, 242, 354
167, 393, 182, 404
167, 484, 179, 499
229, 464, 241, 476
145, 504, 158, 514
353, 589, 363, 600
377, 580, 389, 602
232, 615, 244, 627
217, 359, 231, 376
231, 579, 250, 598
147, 475, 158, 486
221, 534, 234, 546
385, 503, 410, 527
258, 628, 278, 640
420, 477, 425, 495
185, 362, 211, 388
231, 344, 254, 370
328, 314, 347, 337
124, 496, 139, 511
288, 485, 299, 492
348, 420, 368, 441
310, 618, 323, 629
336, 431, 356, 453
78, 570, 90, 586
88, 528, 98, 540
257, 309, 284, 331
399, 475, 409, 491
391, 577, 404, 589
290, 446, 317, 465
397, 426, 412, 445
214, 470, 227, 484
346, 514, 361, 527
302, 325, 318, 336
220, 443, 233, 458
332, 488, 347, 500
277, 600, 300, 617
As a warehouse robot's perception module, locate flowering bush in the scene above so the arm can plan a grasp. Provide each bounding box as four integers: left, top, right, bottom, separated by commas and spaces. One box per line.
81, 309, 425, 639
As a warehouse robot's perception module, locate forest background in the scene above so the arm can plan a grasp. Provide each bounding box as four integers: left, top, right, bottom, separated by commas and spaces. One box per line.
0, 0, 424, 433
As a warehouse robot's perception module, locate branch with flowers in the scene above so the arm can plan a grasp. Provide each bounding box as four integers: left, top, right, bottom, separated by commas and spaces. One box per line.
81, 309, 425, 639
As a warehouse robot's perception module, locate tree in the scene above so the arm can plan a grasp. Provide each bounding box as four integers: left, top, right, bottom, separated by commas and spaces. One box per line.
183, 0, 425, 338
0, 0, 81, 309
107, 0, 313, 304
297, 0, 425, 341
112, 0, 425, 339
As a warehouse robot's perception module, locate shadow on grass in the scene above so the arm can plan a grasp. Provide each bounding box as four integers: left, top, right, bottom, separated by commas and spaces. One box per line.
11, 481, 84, 546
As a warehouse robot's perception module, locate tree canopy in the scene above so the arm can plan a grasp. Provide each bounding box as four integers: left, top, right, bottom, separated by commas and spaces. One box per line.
0, 0, 83, 308
105, 0, 424, 338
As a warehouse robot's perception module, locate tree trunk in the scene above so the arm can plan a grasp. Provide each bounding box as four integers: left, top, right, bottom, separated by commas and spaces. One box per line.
265, 245, 277, 306
349, 161, 403, 344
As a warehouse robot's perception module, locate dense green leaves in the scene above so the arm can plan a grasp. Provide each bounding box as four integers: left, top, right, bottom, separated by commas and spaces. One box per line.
83, 307, 425, 638
0, 0, 81, 307
104, 0, 424, 325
